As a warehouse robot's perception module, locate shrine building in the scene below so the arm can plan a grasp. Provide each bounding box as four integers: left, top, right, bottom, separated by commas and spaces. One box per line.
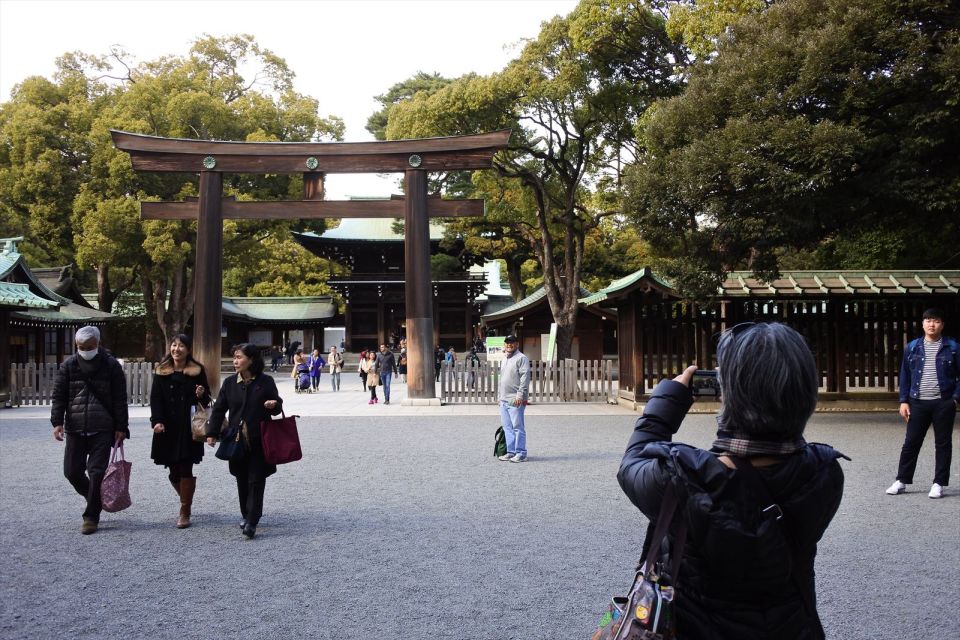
293, 212, 487, 352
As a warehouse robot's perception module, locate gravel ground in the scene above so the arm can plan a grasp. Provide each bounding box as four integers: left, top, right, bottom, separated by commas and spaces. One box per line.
0, 410, 957, 640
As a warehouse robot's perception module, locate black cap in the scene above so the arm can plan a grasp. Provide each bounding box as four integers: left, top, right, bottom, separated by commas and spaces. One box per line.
504, 334, 519, 343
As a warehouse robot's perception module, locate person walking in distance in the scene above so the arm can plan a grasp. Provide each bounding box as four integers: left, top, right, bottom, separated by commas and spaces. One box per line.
149, 334, 211, 528
361, 351, 380, 404
887, 308, 959, 499
376, 343, 398, 404
51, 326, 129, 534
328, 345, 344, 391
497, 335, 530, 462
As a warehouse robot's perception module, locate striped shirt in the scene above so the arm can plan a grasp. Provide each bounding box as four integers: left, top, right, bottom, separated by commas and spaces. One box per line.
918, 339, 942, 400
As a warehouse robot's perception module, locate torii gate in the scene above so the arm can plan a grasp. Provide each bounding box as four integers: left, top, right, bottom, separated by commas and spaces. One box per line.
111, 129, 510, 402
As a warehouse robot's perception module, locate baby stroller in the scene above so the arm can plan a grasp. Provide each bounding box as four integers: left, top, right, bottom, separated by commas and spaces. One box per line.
295, 363, 312, 393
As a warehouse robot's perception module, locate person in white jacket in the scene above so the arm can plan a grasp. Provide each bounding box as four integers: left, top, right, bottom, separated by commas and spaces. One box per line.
497, 335, 530, 462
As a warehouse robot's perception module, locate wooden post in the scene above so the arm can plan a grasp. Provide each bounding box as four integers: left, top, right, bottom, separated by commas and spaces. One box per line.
194, 172, 224, 397
404, 169, 437, 401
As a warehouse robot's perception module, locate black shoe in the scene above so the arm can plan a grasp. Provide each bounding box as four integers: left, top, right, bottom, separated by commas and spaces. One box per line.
384, 400, 390, 405
242, 523, 256, 539
239, 518, 247, 529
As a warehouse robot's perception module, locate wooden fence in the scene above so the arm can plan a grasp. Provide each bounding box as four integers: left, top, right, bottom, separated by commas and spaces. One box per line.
440, 359, 615, 404
9, 362, 156, 407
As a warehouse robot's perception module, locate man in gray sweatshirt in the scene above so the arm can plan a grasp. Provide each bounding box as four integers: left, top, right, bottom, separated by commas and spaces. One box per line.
498, 335, 531, 462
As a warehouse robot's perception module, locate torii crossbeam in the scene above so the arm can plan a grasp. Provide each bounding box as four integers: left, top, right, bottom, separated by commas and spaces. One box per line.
112, 129, 510, 401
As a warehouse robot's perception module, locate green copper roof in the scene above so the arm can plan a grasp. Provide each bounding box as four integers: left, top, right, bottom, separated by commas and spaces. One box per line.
482, 285, 593, 323
579, 268, 674, 306
223, 297, 336, 323
0, 282, 59, 309
297, 217, 446, 242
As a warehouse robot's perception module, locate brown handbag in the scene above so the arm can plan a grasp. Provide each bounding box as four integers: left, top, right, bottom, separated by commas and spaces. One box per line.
191, 404, 211, 442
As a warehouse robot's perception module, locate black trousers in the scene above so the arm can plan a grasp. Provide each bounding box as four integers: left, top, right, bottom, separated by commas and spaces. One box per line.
64, 431, 114, 521
896, 398, 957, 486
232, 452, 268, 526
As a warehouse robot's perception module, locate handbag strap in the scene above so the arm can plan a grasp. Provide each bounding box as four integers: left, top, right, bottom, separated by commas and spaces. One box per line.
110, 441, 125, 463
74, 364, 116, 423
639, 481, 688, 585
730, 456, 820, 629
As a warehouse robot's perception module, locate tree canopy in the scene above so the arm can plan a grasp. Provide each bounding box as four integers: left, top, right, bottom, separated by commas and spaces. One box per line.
0, 35, 344, 357
626, 0, 960, 299
385, 0, 679, 357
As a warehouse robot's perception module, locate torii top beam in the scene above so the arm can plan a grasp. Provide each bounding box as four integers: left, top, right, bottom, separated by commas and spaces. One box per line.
110, 130, 511, 174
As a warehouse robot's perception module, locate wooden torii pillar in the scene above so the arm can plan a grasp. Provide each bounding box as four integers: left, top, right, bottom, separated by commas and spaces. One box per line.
112, 130, 510, 402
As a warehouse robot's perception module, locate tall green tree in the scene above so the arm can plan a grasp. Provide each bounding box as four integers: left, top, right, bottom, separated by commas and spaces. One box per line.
626, 0, 960, 300
0, 35, 344, 358
386, 0, 680, 358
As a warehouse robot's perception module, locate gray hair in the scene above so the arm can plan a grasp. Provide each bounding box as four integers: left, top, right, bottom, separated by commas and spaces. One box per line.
74, 326, 101, 344
716, 322, 818, 438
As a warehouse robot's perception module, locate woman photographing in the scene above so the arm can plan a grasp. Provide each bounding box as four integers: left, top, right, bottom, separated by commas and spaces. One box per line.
618, 323, 846, 639
149, 334, 210, 529
206, 343, 283, 539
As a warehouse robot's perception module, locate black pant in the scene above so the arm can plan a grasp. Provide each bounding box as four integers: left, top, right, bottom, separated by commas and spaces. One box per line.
233, 454, 268, 526
64, 431, 114, 521
896, 398, 956, 486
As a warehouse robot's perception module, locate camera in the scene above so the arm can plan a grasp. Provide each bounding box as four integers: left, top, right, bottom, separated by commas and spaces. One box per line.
690, 369, 719, 398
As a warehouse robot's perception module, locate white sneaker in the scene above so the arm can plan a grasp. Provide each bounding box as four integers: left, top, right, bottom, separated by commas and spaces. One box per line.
885, 480, 906, 495
510, 454, 527, 463
498, 453, 515, 461
928, 483, 944, 499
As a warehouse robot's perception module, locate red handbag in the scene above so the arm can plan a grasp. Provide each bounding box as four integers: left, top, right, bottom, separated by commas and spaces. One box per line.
261, 411, 302, 465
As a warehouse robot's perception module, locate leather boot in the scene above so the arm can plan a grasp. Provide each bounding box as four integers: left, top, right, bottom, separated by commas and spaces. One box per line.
177, 477, 196, 528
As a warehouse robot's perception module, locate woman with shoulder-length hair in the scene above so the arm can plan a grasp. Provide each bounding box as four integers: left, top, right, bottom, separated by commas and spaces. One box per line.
150, 334, 211, 529
206, 343, 283, 539
617, 322, 846, 639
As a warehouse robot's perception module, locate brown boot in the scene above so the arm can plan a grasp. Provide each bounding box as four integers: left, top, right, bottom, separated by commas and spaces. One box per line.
176, 477, 196, 529
169, 474, 181, 497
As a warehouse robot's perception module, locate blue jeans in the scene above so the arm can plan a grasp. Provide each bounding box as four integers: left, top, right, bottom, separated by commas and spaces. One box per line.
330, 370, 340, 391
381, 372, 393, 401
499, 400, 527, 458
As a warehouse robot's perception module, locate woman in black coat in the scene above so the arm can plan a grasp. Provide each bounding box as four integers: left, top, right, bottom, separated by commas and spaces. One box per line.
616, 323, 846, 640
150, 334, 211, 529
206, 343, 283, 539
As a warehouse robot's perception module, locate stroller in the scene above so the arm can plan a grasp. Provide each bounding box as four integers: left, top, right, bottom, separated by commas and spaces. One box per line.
295, 363, 312, 393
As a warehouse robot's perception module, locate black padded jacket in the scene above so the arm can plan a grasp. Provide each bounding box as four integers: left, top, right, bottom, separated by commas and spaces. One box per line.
617, 379, 846, 640
50, 349, 130, 437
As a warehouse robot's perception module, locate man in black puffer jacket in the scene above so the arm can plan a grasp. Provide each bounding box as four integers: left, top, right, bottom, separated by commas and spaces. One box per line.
617, 323, 846, 640
51, 326, 129, 534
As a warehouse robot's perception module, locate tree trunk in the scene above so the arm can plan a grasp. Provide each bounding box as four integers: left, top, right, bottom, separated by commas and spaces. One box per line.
505, 255, 526, 302
96, 265, 116, 314
554, 309, 578, 360
140, 275, 165, 361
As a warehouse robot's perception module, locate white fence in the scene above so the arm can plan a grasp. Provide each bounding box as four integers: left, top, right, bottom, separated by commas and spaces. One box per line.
440, 359, 615, 404
9, 362, 156, 407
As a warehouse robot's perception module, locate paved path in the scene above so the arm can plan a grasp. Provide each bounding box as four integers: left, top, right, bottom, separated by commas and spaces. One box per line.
0, 397, 957, 639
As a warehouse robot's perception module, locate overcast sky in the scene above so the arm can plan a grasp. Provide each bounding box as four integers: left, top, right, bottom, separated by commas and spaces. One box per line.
0, 0, 579, 198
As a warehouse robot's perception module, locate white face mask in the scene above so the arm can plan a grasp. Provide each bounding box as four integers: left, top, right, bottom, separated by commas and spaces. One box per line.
77, 348, 98, 361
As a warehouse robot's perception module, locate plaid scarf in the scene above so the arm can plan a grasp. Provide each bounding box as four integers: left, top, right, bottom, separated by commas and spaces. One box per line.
711, 423, 806, 457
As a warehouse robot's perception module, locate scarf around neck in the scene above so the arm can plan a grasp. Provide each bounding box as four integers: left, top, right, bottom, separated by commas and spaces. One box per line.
710, 421, 806, 457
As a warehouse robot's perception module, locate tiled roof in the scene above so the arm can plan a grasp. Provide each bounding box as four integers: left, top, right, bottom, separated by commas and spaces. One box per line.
482, 285, 593, 323
222, 297, 337, 323
295, 216, 446, 242
579, 268, 674, 306
720, 271, 959, 296
581, 268, 960, 305
0, 282, 59, 309
13, 300, 113, 322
